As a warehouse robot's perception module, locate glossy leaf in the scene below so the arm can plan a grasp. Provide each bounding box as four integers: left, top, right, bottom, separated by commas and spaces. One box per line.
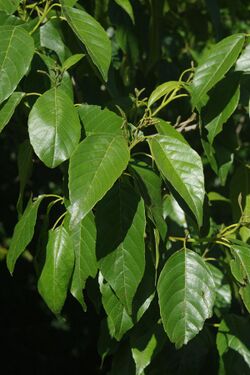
230, 164, 250, 222
99, 273, 133, 341
148, 81, 182, 108
38, 226, 74, 315
0, 0, 20, 14
78, 105, 123, 136
235, 43, 250, 73
28, 87, 81, 168
62, 5, 111, 81
96, 179, 146, 315
0, 92, 24, 134
7, 196, 44, 274
68, 134, 130, 227
158, 249, 215, 348
216, 315, 250, 372
191, 34, 244, 107
0, 25, 34, 104
62, 53, 85, 71
70, 212, 97, 310
148, 135, 205, 227
201, 73, 240, 144
114, 0, 135, 23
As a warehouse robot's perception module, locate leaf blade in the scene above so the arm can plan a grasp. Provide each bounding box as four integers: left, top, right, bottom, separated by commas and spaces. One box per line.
69, 134, 130, 227
62, 5, 111, 81
28, 87, 81, 168
148, 135, 205, 227
0, 25, 34, 104
158, 249, 215, 348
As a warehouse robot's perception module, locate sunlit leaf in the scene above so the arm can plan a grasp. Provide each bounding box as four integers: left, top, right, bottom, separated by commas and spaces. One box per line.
28, 87, 81, 168
158, 249, 215, 348
148, 135, 205, 227
62, 5, 111, 81
69, 134, 130, 227
0, 25, 34, 104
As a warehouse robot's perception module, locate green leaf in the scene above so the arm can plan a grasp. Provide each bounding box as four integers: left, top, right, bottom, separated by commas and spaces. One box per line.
68, 134, 130, 227
38, 225, 74, 315
191, 34, 245, 108
235, 43, 250, 73
62, 53, 85, 71
40, 20, 67, 63
0, 25, 34, 104
230, 240, 250, 312
201, 73, 240, 144
28, 87, 81, 168
70, 212, 97, 310
230, 164, 250, 222
96, 179, 146, 315
16, 139, 33, 215
114, 0, 135, 23
130, 160, 167, 240
0, 91, 24, 134
202, 139, 234, 185
131, 323, 165, 375
155, 118, 188, 144
78, 104, 123, 136
208, 264, 231, 317
148, 81, 182, 108
157, 249, 215, 348
99, 273, 133, 341
62, 5, 111, 81
0, 0, 20, 14
7, 195, 44, 274
148, 135, 205, 227
216, 315, 250, 372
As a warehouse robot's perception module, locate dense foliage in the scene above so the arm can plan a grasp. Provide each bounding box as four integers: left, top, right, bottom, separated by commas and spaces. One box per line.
1, 0, 250, 373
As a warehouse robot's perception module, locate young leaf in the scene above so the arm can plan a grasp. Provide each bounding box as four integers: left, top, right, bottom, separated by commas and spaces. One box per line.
96, 179, 146, 315
62, 5, 111, 81
0, 92, 24, 134
157, 249, 215, 348
0, 25, 34, 104
191, 34, 245, 108
70, 212, 97, 310
114, 0, 135, 24
7, 195, 44, 274
148, 135, 205, 227
28, 87, 81, 168
235, 43, 250, 73
216, 315, 250, 372
148, 81, 182, 108
99, 273, 133, 341
0, 0, 20, 14
61, 53, 85, 71
78, 104, 123, 136
201, 73, 240, 144
38, 226, 74, 315
68, 134, 130, 227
